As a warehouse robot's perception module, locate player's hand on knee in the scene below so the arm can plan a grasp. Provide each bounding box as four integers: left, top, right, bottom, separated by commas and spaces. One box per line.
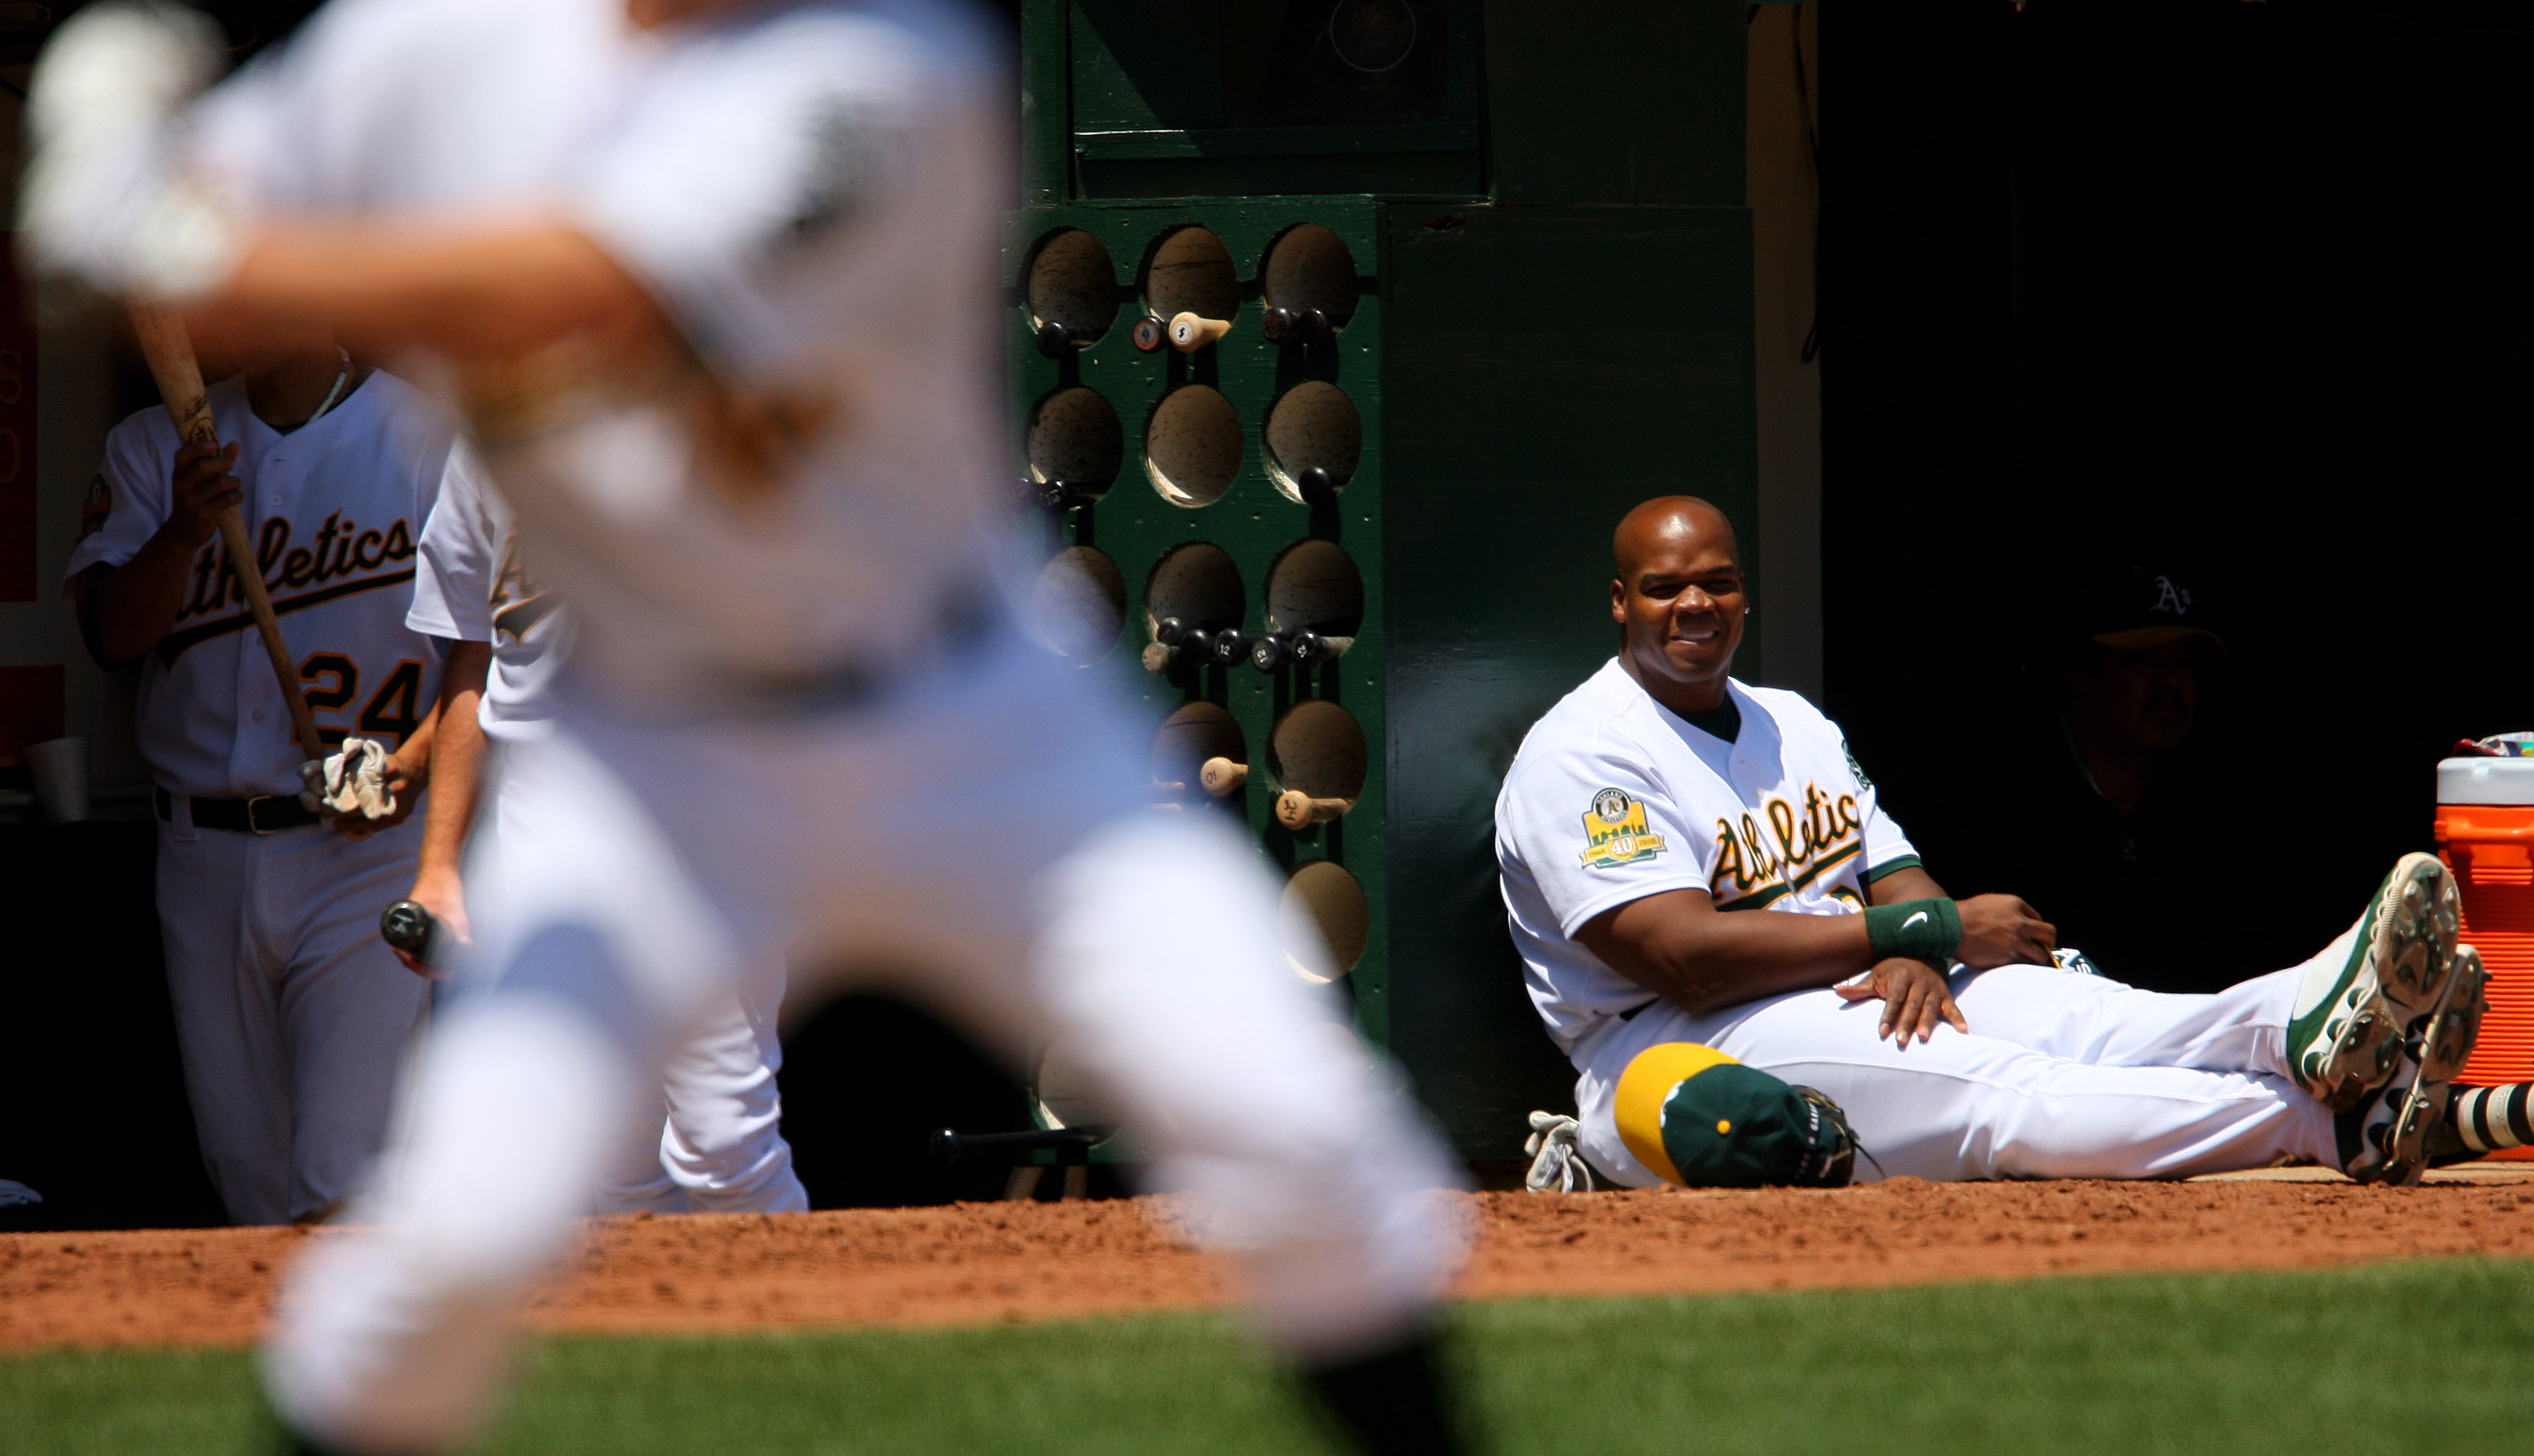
1953, 893, 2056, 969
1835, 958, 1970, 1046
164, 440, 242, 547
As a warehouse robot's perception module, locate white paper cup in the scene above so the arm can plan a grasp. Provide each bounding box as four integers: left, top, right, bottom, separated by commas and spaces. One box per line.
25, 736, 89, 823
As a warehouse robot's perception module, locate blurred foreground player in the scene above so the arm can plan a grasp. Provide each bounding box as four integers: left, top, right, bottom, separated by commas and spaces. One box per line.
403, 441, 807, 1215
18, 4, 1467, 1455
1496, 498, 2492, 1190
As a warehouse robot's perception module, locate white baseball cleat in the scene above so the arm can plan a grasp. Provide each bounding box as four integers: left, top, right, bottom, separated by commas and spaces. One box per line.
2339, 944, 2488, 1186
2287, 853, 2462, 1112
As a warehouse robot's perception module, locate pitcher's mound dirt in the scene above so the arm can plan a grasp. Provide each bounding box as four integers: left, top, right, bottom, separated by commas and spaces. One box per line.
9, 1173, 2534, 1351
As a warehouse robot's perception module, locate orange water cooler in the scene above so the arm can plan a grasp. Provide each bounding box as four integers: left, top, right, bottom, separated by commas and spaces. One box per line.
2434, 755, 2534, 1157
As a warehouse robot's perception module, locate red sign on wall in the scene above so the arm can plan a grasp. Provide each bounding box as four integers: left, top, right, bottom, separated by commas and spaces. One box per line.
0, 236, 37, 602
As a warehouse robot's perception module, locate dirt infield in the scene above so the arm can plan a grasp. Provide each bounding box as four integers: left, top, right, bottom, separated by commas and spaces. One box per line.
8, 1170, 2534, 1352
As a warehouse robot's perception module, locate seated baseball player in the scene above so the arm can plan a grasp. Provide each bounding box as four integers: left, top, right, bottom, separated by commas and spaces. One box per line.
1495, 495, 2497, 1189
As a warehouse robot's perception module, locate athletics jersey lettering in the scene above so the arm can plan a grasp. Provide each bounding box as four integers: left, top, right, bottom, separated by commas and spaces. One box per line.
1709, 780, 1866, 910
1497, 663, 1924, 1052
160, 512, 421, 663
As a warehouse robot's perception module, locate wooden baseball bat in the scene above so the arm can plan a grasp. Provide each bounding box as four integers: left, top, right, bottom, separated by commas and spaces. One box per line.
1167, 311, 1231, 352
128, 305, 329, 766
1199, 756, 1248, 796
1274, 790, 1353, 830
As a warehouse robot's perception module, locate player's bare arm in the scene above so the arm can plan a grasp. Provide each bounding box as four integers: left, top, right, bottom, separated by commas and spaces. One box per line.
1580, 886, 1878, 1013
189, 222, 669, 365
75, 438, 242, 666
1870, 864, 2055, 969
396, 638, 490, 975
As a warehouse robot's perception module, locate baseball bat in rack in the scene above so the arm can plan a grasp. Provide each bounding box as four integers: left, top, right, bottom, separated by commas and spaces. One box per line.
1274, 790, 1354, 830
129, 305, 329, 765
1167, 311, 1231, 352
1198, 756, 1248, 796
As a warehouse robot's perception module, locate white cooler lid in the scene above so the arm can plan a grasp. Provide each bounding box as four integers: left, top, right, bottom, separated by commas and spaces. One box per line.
2439, 757, 2534, 805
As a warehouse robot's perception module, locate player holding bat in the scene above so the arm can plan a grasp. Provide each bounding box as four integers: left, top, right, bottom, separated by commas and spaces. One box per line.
63, 313, 449, 1228
18, 3, 1470, 1455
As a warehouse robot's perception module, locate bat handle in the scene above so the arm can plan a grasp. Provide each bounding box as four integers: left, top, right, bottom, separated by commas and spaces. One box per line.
1274, 790, 1354, 830
1199, 757, 1249, 796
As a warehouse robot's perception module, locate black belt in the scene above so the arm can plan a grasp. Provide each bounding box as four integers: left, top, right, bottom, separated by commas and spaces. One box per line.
156, 785, 324, 834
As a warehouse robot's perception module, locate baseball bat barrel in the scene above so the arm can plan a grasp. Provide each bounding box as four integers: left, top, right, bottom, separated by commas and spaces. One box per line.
1274, 790, 1354, 830
128, 305, 329, 766
1167, 311, 1231, 352
1199, 756, 1248, 796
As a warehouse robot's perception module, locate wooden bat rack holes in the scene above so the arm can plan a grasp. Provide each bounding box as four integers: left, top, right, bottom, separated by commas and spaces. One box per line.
1142, 385, 1244, 507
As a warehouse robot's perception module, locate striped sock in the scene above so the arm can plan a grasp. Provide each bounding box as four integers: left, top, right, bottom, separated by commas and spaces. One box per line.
2450, 1084, 2534, 1153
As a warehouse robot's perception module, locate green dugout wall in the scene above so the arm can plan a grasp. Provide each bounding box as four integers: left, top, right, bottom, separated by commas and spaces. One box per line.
1006, 0, 1757, 1159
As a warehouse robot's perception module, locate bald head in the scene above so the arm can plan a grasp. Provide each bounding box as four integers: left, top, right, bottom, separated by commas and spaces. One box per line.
1608, 495, 1747, 716
1613, 496, 1739, 580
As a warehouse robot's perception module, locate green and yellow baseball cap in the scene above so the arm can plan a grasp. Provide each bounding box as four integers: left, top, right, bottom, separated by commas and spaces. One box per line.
1614, 1043, 1856, 1189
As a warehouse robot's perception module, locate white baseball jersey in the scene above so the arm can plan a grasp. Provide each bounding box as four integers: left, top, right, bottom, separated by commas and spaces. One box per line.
406, 441, 570, 743
64, 372, 449, 796
189, 0, 1013, 707
1497, 660, 2350, 1192
1495, 661, 1920, 1056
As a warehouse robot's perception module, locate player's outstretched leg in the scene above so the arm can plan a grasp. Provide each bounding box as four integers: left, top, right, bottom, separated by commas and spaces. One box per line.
264, 732, 734, 1455
1014, 812, 1472, 1456
263, 936, 678, 1455
2338, 944, 2489, 1185
2286, 853, 2463, 1111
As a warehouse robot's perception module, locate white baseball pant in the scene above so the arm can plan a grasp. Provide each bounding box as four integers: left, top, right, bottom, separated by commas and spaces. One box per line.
589, 964, 807, 1216
1575, 954, 2344, 1186
263, 628, 1464, 1455
479, 782, 807, 1217
155, 804, 432, 1226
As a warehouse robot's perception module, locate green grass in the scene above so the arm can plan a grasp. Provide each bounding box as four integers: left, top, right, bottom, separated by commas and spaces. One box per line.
10, 1259, 2534, 1455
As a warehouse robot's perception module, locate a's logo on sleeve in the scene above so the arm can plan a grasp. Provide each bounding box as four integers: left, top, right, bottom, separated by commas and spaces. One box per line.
1581, 787, 1667, 869
77, 475, 111, 540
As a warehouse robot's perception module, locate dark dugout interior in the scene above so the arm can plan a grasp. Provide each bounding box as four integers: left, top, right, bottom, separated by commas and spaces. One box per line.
1818, 0, 2534, 969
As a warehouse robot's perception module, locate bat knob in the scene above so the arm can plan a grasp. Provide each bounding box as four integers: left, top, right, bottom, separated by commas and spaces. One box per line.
1199, 757, 1249, 796
1248, 633, 1287, 671
1133, 316, 1166, 352
1296, 466, 1337, 506
1208, 630, 1249, 667
1039, 478, 1094, 512
380, 899, 438, 960
1153, 616, 1194, 647
1274, 791, 1354, 831
1034, 320, 1074, 358
1168, 312, 1231, 353
1290, 630, 1329, 666
1299, 307, 1332, 342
